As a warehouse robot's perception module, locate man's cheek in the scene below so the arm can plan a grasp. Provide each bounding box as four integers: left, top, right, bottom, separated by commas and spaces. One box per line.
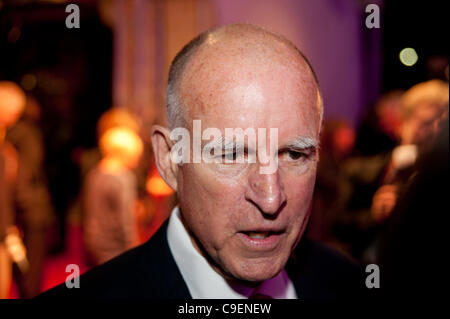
196, 174, 234, 201
287, 186, 314, 208
203, 227, 230, 255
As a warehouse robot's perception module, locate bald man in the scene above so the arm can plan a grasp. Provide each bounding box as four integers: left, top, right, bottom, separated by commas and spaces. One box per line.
39, 24, 364, 300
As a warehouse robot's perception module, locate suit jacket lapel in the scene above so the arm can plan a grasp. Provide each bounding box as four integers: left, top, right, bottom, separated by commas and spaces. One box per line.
137, 221, 192, 298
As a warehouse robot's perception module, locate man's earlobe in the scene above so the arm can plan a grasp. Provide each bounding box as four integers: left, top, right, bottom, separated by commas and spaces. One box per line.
150, 125, 178, 191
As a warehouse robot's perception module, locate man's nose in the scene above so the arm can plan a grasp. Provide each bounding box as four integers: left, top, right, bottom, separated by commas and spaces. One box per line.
245, 169, 286, 216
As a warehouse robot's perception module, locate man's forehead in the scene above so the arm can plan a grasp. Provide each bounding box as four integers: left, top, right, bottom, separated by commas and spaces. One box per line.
182, 76, 319, 136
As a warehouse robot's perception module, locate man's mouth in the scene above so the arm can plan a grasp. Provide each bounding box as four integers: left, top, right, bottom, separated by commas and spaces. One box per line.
237, 229, 285, 251
247, 231, 270, 239
242, 231, 282, 239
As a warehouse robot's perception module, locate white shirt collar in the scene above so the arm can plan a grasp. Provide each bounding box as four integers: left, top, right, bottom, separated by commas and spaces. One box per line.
167, 206, 298, 299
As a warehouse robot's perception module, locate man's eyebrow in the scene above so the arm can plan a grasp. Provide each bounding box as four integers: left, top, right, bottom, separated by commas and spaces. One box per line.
202, 136, 242, 151
283, 136, 318, 150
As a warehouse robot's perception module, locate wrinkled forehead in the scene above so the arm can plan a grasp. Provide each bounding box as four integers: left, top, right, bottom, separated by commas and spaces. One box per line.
179, 37, 320, 138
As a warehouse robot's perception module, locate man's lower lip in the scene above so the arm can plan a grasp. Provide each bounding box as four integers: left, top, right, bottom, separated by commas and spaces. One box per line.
237, 232, 284, 250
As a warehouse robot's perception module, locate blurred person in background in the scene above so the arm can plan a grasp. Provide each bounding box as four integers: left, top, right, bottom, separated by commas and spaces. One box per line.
321, 91, 404, 259
77, 108, 142, 185
6, 94, 55, 298
82, 114, 143, 266
355, 91, 403, 156
371, 80, 448, 223
0, 81, 28, 298
0, 140, 19, 298
330, 81, 448, 261
377, 116, 448, 299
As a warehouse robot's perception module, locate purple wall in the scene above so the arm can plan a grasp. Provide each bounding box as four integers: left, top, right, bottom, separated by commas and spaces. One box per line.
214, 0, 382, 127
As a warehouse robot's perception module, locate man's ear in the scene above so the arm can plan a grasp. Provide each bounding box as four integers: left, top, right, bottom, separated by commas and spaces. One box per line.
150, 125, 178, 192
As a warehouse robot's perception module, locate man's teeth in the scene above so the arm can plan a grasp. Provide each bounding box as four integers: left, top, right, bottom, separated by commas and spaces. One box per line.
248, 231, 270, 239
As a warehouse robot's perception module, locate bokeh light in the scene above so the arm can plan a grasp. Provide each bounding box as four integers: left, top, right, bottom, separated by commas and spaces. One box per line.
99, 126, 143, 168
146, 173, 174, 197
399, 47, 418, 66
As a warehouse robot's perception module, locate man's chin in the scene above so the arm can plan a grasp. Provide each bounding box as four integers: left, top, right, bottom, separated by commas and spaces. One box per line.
227, 257, 285, 283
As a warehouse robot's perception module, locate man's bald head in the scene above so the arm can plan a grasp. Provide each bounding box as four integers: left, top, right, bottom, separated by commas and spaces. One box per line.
166, 24, 323, 130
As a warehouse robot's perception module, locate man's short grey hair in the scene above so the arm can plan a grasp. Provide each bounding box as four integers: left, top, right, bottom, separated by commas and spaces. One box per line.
166, 24, 324, 130
166, 29, 210, 129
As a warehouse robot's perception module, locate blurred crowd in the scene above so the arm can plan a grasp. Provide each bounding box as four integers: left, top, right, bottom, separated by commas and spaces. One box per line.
0, 84, 173, 298
308, 79, 449, 297
0, 76, 448, 298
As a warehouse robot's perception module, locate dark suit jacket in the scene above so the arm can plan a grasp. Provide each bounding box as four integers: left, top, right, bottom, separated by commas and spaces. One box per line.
38, 221, 365, 299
